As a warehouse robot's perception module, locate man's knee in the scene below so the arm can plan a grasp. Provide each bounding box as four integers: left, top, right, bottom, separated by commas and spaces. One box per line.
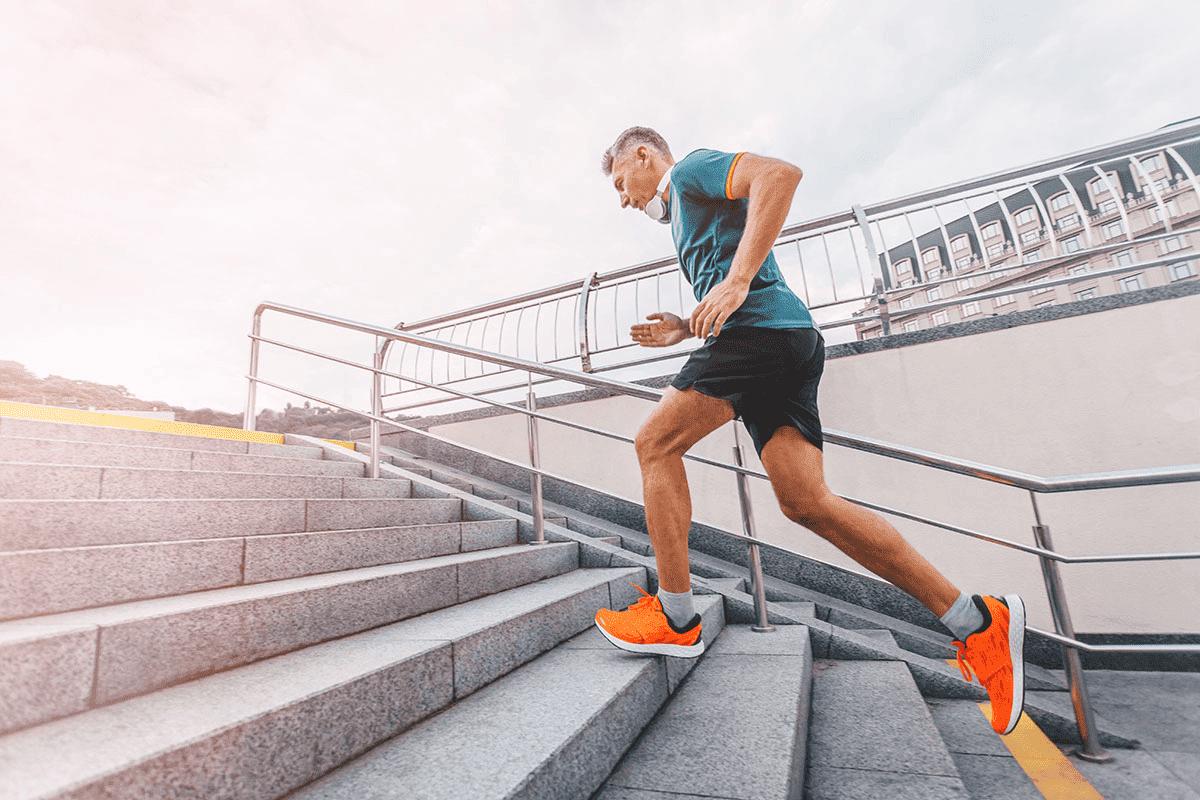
634, 422, 680, 461
778, 490, 836, 529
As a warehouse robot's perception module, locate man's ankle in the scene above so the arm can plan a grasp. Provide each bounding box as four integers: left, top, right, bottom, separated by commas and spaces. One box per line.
656, 585, 696, 628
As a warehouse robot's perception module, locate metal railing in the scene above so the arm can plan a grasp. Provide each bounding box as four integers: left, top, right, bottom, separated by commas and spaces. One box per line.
245, 300, 1199, 762
376, 120, 1200, 411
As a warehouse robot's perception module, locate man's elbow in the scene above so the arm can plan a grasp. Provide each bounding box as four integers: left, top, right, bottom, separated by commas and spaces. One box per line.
780, 163, 803, 184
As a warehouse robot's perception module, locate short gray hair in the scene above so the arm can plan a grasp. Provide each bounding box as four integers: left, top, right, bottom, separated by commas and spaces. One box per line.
600, 126, 672, 176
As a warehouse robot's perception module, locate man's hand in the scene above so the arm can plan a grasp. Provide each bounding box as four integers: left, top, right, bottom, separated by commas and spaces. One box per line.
690, 278, 749, 338
630, 312, 690, 347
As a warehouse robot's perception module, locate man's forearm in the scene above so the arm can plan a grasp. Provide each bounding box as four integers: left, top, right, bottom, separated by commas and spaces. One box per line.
726, 168, 802, 288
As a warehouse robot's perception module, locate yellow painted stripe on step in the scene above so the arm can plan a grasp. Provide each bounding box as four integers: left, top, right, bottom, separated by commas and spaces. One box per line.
0, 401, 354, 449
980, 700, 1103, 799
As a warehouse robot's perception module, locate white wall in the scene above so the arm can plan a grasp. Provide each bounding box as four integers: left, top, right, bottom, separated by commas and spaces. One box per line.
421, 295, 1200, 634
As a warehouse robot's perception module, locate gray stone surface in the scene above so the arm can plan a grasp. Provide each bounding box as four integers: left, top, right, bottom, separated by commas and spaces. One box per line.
0, 498, 307, 549
458, 518, 519, 551
948, 753, 1043, 800
32, 466, 386, 500
92, 559, 462, 704
189, 448, 365, 476
603, 625, 811, 800
304, 497, 461, 531
1043, 668, 1200, 794
0, 417, 252, 452
1057, 745, 1200, 799
925, 698, 1011, 757
0, 622, 96, 734
807, 659, 963, 780
0, 536, 243, 618
242, 522, 462, 582
291, 635, 670, 800
98, 467, 346, 499
245, 441, 323, 459
926, 698, 1044, 799
805, 766, 970, 800
340, 476, 411, 498
455, 541, 578, 601
0, 435, 195, 470
1026, 689, 1141, 748
0, 626, 453, 800
0, 462, 103, 499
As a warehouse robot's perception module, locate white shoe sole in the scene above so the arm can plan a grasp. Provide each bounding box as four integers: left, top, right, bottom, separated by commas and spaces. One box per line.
594, 619, 706, 658
999, 593, 1026, 735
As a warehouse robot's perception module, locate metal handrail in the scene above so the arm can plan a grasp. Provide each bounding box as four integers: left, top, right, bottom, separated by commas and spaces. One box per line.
379, 238, 1200, 411
245, 300, 1200, 761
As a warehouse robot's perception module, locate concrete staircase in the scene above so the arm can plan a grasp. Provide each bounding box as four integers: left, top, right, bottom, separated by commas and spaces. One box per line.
0, 415, 1138, 798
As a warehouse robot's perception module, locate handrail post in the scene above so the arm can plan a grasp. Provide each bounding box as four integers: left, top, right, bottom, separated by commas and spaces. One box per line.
527, 372, 546, 545
243, 312, 262, 431
1029, 491, 1111, 762
370, 336, 384, 479
872, 277, 891, 336
732, 425, 774, 632
576, 272, 598, 373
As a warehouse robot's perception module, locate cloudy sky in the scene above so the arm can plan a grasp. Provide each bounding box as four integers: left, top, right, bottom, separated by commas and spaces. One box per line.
2, 1, 1197, 415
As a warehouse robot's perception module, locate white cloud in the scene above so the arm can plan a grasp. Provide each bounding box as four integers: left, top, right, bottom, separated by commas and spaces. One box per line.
1, 0, 1196, 413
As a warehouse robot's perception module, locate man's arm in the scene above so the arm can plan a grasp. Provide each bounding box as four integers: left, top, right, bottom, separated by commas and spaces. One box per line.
687, 152, 803, 337
725, 153, 803, 288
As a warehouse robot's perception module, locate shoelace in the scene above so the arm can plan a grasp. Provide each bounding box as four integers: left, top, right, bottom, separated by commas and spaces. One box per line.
953, 640, 975, 682
624, 582, 658, 611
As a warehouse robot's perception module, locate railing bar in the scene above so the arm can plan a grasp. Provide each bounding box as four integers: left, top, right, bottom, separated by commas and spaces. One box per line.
848, 226, 868, 296
794, 241, 811, 305
822, 234, 839, 302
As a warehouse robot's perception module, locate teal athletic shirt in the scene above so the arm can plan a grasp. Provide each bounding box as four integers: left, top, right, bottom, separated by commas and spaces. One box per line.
668, 148, 814, 331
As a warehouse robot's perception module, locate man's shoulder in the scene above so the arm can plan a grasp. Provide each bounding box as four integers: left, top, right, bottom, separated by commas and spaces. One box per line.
677, 148, 726, 167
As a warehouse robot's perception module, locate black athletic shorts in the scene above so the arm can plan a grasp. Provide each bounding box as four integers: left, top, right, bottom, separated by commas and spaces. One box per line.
669, 325, 825, 459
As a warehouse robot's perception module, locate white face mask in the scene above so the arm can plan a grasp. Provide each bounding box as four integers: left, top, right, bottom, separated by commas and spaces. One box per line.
643, 166, 673, 224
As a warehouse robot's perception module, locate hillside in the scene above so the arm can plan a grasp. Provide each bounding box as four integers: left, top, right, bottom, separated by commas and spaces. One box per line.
0, 360, 409, 440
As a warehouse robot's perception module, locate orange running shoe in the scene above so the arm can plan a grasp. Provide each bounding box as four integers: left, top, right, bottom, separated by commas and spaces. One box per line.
952, 593, 1026, 735
594, 583, 705, 658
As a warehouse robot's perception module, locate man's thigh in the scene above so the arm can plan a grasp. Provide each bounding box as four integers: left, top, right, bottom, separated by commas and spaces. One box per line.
759, 425, 832, 511
638, 386, 736, 455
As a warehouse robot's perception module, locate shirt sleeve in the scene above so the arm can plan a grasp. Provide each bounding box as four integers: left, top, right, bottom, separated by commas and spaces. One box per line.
672, 149, 745, 201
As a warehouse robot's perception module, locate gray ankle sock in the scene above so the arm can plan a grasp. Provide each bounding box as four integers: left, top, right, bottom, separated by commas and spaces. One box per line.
656, 586, 697, 628
940, 591, 984, 641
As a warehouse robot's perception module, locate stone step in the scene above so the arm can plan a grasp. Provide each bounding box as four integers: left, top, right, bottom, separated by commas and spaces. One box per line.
0, 496, 463, 550
0, 566, 644, 799
597, 624, 812, 800
695, 575, 750, 595
290, 593, 727, 800
856, 628, 899, 648
804, 659, 971, 798
775, 600, 818, 617
0, 435, 362, 476
0, 462, 410, 500
0, 518, 519, 620
0, 541, 579, 734
925, 698, 1046, 798
0, 416, 330, 459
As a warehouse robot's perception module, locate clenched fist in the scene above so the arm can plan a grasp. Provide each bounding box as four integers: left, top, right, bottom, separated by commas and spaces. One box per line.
630, 312, 690, 347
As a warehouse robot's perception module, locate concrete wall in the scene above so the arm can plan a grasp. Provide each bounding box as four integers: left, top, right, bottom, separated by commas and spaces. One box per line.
404, 292, 1200, 635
